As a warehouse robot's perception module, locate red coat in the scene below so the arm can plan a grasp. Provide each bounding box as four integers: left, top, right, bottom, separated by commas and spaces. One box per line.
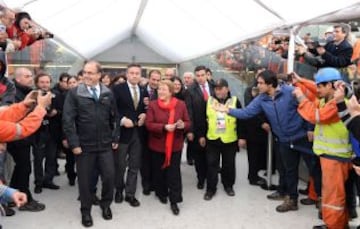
7, 25, 37, 50
145, 99, 191, 153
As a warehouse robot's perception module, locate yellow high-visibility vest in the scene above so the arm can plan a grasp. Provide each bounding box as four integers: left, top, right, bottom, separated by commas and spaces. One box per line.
206, 96, 238, 143
313, 99, 352, 158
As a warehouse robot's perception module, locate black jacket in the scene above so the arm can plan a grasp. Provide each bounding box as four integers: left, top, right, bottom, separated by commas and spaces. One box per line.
62, 83, 120, 153
185, 81, 214, 138
112, 82, 148, 143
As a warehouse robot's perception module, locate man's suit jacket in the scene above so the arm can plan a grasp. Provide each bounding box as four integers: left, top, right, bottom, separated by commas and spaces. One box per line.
112, 82, 148, 143
185, 81, 214, 139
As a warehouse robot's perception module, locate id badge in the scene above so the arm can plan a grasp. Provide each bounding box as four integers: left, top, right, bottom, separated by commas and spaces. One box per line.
216, 112, 226, 133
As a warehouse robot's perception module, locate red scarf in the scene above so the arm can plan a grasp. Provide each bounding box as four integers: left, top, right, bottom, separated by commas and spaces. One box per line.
157, 97, 178, 168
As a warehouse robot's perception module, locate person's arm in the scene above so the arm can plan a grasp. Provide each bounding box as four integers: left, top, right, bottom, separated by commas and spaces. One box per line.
184, 90, 194, 133
337, 99, 360, 141
0, 184, 16, 203
62, 90, 80, 150
294, 77, 317, 102
235, 99, 246, 139
227, 95, 263, 119
181, 101, 191, 133
0, 102, 29, 122
110, 93, 120, 144
145, 102, 165, 134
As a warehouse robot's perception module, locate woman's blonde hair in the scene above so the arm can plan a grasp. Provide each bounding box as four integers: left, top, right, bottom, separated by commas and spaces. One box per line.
159, 80, 175, 94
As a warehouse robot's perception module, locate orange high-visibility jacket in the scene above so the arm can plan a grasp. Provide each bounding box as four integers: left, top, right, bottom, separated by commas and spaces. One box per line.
295, 78, 340, 125
0, 102, 46, 142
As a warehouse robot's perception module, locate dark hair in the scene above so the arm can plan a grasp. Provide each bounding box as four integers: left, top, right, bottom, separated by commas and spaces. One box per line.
334, 23, 350, 37
67, 75, 78, 83
15, 12, 31, 30
34, 72, 52, 85
194, 65, 207, 73
205, 68, 212, 75
110, 73, 127, 87
127, 63, 142, 70
148, 69, 161, 78
0, 59, 6, 78
59, 72, 70, 82
257, 70, 278, 88
77, 70, 83, 76
172, 76, 184, 87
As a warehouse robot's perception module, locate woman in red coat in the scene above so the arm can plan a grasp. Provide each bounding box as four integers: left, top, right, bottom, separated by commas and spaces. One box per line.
145, 80, 190, 215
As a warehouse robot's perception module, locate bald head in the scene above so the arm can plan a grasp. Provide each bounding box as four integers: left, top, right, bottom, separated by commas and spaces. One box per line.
14, 67, 34, 88
164, 68, 175, 80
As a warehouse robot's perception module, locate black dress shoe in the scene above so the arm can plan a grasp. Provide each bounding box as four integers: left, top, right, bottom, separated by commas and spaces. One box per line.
204, 191, 215, 201
101, 207, 112, 220
42, 182, 60, 190
69, 179, 75, 186
170, 203, 179, 215
187, 159, 194, 166
2, 205, 15, 216
115, 191, 123, 203
197, 182, 204, 190
249, 178, 266, 186
125, 196, 140, 207
224, 187, 235, 196
34, 186, 42, 194
92, 194, 100, 206
142, 188, 151, 196
158, 196, 168, 204
82, 213, 93, 227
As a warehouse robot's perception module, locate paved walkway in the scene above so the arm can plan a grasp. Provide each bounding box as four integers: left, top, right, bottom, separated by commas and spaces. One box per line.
2, 151, 360, 229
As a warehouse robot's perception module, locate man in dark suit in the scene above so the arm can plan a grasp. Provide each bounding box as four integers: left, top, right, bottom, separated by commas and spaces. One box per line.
185, 65, 214, 189
63, 60, 119, 227
112, 63, 148, 207
141, 69, 161, 195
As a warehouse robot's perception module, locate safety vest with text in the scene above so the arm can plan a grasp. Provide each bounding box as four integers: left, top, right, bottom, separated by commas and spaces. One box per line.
206, 96, 237, 143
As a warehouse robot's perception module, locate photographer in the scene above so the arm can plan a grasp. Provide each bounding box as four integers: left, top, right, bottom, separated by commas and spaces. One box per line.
298, 24, 353, 73
32, 72, 59, 194
6, 12, 53, 51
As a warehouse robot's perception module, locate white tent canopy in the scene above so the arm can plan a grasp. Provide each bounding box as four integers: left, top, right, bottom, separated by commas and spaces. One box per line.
3, 0, 360, 63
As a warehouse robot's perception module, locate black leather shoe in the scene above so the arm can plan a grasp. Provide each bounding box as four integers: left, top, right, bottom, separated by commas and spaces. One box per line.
92, 195, 100, 206
350, 207, 358, 219
69, 179, 75, 186
34, 186, 42, 194
101, 207, 112, 220
42, 182, 60, 190
125, 196, 140, 207
300, 198, 316, 205
224, 187, 235, 196
114, 191, 123, 203
142, 188, 151, 196
312, 225, 327, 229
170, 203, 179, 215
81, 213, 93, 227
204, 191, 215, 201
249, 178, 266, 186
2, 205, 15, 216
158, 196, 168, 204
187, 159, 194, 166
197, 182, 204, 190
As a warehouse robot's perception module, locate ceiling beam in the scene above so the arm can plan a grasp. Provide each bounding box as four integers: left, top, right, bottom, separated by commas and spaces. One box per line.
131, 0, 148, 36
253, 0, 285, 22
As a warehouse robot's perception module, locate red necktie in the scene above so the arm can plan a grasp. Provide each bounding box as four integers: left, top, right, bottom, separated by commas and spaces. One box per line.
201, 85, 208, 101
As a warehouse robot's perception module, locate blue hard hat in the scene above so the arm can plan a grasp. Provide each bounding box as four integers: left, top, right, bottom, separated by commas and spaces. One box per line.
314, 67, 341, 84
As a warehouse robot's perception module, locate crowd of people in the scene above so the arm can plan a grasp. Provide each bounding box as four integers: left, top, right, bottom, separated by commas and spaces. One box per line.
1, 8, 360, 229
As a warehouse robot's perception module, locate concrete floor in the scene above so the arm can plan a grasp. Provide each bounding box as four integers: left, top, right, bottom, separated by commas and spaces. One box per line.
2, 150, 360, 229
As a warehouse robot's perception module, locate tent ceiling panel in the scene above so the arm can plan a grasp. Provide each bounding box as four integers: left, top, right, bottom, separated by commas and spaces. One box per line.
3, 0, 360, 63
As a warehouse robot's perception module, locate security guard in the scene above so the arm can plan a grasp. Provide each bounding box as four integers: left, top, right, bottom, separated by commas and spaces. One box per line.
204, 78, 245, 200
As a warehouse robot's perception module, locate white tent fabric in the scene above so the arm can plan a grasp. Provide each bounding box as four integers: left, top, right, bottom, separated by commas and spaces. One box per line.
3, 0, 360, 63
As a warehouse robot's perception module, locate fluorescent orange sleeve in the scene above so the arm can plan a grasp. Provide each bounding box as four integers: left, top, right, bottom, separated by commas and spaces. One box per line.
0, 102, 28, 122
297, 98, 340, 125
0, 106, 46, 142
294, 78, 317, 102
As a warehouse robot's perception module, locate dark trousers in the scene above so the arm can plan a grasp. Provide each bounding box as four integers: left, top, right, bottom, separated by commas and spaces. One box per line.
246, 140, 267, 182
33, 136, 57, 186
186, 140, 195, 162
76, 150, 114, 215
206, 140, 237, 192
302, 153, 322, 197
140, 144, 153, 192
346, 169, 357, 209
152, 150, 182, 204
8, 144, 33, 201
114, 129, 142, 197
65, 147, 76, 181
192, 138, 207, 184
